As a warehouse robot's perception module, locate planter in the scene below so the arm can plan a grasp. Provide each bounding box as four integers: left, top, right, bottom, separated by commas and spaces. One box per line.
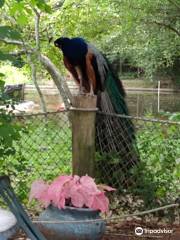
38, 205, 106, 240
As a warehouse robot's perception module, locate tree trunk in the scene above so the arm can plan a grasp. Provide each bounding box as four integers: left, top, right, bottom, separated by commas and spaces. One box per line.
34, 9, 72, 110
39, 54, 72, 109
28, 55, 47, 113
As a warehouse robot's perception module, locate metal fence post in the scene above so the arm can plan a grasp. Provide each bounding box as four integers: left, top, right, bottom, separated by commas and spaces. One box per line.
71, 95, 97, 177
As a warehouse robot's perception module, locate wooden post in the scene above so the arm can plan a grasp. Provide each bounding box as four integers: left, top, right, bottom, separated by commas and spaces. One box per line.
71, 95, 97, 177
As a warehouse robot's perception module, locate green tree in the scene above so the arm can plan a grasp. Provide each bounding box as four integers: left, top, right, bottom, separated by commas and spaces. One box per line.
100, 0, 180, 79
0, 0, 69, 111
0, 0, 179, 93
48, 0, 180, 80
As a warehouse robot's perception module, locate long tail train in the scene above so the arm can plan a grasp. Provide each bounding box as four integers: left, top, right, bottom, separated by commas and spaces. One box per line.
88, 43, 139, 178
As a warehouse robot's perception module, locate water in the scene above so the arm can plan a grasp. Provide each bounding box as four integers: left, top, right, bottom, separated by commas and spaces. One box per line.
24, 86, 180, 116
126, 90, 180, 116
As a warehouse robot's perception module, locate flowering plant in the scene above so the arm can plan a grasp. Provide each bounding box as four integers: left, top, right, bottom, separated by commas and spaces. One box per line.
29, 175, 115, 213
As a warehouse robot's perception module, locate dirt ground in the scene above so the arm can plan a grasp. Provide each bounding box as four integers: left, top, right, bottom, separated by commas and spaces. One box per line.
11, 220, 180, 240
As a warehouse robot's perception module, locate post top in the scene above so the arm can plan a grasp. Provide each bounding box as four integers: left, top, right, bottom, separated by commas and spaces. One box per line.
72, 95, 97, 109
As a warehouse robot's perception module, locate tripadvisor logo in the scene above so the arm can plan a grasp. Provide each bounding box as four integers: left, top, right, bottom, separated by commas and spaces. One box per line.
135, 227, 143, 236
135, 227, 173, 236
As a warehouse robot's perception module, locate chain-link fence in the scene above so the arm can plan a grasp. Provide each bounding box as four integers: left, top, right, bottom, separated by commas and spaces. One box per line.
1, 110, 179, 207
1, 111, 72, 202
96, 112, 180, 207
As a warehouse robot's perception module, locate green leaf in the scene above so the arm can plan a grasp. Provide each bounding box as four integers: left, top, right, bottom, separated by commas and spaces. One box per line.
0, 51, 23, 67
9, 2, 24, 15
16, 14, 28, 26
0, 73, 5, 78
0, 26, 21, 40
30, 0, 36, 6
0, 51, 15, 61
44, 4, 52, 13
0, 0, 5, 8
35, 0, 52, 13
0, 79, 5, 92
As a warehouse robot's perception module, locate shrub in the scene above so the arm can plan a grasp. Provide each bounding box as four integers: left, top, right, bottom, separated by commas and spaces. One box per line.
132, 121, 180, 208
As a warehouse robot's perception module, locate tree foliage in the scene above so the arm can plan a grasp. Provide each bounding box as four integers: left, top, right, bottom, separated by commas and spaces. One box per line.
0, 76, 22, 159
53, 0, 179, 79
0, 0, 179, 81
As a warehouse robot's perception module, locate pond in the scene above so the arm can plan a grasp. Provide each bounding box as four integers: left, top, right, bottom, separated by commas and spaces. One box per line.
126, 89, 180, 116
24, 85, 180, 116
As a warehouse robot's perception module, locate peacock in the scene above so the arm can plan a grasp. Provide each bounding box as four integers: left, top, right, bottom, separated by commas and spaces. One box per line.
54, 37, 139, 185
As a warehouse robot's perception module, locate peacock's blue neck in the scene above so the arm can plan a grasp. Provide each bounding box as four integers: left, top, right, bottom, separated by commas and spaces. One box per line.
61, 38, 88, 64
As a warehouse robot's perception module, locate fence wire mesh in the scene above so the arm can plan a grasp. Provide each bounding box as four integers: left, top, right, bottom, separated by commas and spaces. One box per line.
1, 111, 72, 202
96, 112, 180, 204
0, 110, 179, 208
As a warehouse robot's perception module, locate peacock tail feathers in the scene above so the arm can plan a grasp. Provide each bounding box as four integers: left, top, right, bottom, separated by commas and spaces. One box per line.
105, 71, 128, 115
88, 43, 108, 86
89, 43, 139, 169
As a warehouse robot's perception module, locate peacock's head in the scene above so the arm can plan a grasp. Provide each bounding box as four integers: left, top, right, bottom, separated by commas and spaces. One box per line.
54, 37, 70, 49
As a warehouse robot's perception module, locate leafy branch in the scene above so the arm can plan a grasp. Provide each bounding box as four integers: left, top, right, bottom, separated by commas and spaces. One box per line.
168, 0, 180, 10
147, 20, 180, 36
0, 1, 71, 110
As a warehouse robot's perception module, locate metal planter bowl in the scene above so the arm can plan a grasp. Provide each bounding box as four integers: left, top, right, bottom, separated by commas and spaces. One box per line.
38, 205, 106, 240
